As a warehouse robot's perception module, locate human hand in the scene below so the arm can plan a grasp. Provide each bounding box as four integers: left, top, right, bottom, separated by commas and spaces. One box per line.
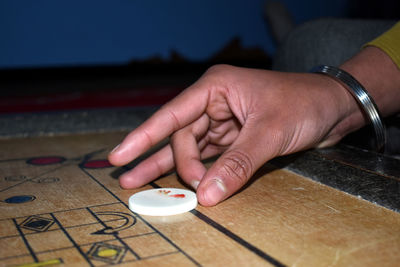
108, 65, 355, 206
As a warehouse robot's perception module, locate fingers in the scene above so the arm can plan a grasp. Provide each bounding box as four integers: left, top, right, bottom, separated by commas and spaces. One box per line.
108, 84, 209, 166
119, 113, 225, 190
196, 119, 276, 206
170, 114, 210, 189
118, 145, 175, 189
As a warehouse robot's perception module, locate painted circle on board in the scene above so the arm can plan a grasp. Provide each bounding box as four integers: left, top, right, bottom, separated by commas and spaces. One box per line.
83, 159, 113, 169
27, 156, 66, 165
4, 195, 36, 204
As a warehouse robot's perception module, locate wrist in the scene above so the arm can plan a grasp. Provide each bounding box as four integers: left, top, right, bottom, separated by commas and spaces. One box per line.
312, 46, 400, 151
307, 72, 362, 148
311, 65, 386, 151
340, 46, 400, 117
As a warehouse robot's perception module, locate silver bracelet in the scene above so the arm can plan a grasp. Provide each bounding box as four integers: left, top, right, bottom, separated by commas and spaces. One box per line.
311, 65, 386, 152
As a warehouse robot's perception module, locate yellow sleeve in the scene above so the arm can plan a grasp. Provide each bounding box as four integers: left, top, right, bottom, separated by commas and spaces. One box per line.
365, 21, 400, 69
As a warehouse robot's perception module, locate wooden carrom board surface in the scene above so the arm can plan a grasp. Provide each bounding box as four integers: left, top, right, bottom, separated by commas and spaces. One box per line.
0, 132, 399, 267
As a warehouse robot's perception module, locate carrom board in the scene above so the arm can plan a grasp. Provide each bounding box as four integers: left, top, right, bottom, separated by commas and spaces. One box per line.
0, 132, 399, 266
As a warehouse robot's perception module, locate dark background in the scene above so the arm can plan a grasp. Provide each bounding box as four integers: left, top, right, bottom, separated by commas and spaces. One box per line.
0, 0, 399, 113
0, 0, 351, 68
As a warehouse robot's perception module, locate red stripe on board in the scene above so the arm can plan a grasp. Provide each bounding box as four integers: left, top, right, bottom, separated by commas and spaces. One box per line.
0, 87, 183, 114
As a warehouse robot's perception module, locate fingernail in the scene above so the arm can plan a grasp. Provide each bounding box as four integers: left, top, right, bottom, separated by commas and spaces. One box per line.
204, 178, 226, 204
316, 140, 333, 148
110, 144, 120, 154
191, 180, 200, 190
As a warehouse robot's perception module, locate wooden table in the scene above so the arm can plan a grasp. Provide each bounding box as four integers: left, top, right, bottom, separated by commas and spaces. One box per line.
1, 132, 399, 266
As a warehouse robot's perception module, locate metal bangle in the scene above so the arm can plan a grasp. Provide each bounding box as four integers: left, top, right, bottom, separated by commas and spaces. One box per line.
311, 65, 386, 152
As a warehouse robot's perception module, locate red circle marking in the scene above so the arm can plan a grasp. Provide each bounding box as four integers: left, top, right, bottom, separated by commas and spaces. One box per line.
83, 159, 113, 169
27, 156, 65, 165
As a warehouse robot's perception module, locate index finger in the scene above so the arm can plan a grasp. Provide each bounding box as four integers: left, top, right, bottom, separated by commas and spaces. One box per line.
108, 84, 209, 166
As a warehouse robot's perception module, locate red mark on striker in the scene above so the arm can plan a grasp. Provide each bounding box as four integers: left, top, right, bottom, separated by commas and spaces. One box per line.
158, 190, 185, 198
170, 194, 185, 198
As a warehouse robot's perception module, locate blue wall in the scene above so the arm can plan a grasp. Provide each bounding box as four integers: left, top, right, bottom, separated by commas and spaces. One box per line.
0, 0, 348, 68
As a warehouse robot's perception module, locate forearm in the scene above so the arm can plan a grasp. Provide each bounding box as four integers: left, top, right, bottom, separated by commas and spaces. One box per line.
341, 46, 400, 118
327, 46, 400, 139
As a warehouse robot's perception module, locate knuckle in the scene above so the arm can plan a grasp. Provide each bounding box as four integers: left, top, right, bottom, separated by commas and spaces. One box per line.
221, 150, 254, 186
152, 158, 165, 178
204, 64, 235, 80
142, 129, 155, 148
165, 108, 182, 132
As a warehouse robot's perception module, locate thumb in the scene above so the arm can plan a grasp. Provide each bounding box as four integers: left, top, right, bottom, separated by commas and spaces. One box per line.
196, 121, 277, 206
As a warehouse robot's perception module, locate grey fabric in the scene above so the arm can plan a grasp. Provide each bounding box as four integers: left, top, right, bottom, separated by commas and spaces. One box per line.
273, 18, 397, 72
